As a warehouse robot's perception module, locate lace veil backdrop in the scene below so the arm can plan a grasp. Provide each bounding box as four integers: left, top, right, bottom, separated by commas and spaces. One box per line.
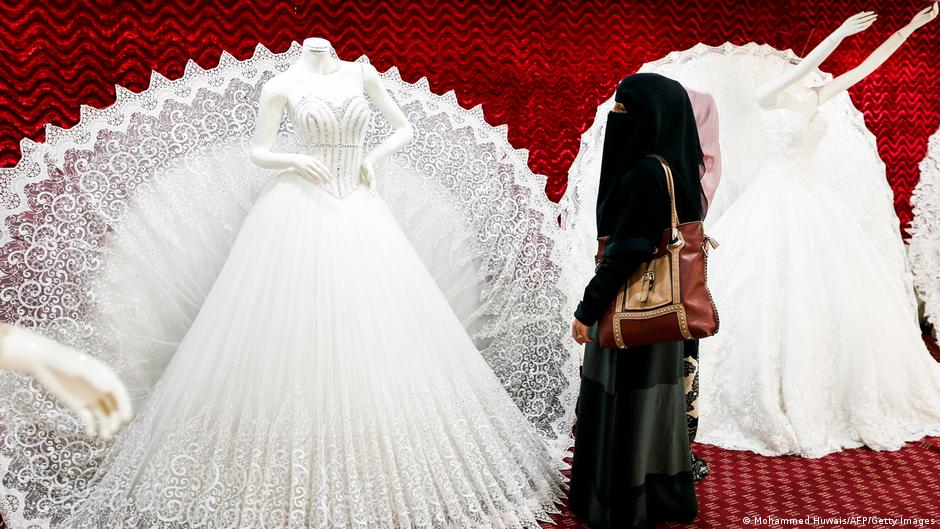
910, 127, 940, 335
0, 43, 579, 528
561, 43, 917, 318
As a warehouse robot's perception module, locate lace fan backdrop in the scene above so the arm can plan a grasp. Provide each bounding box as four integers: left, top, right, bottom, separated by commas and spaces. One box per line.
910, 128, 940, 335
0, 45, 580, 528
562, 43, 917, 319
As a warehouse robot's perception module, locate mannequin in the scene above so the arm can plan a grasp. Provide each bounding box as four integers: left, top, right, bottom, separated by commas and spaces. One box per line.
693, 3, 940, 458
249, 37, 414, 189
0, 322, 132, 438
756, 4, 938, 119
46, 36, 564, 529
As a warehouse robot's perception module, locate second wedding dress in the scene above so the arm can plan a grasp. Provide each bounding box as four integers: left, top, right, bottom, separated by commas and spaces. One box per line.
697, 104, 940, 457
54, 61, 565, 528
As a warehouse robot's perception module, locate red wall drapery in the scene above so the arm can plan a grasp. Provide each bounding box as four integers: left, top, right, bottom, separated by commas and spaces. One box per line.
1, 0, 937, 231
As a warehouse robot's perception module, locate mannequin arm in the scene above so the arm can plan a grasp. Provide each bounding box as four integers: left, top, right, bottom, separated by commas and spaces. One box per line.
817, 3, 938, 105
0, 323, 133, 438
359, 63, 414, 188
755, 11, 877, 107
249, 80, 333, 184
362, 63, 414, 163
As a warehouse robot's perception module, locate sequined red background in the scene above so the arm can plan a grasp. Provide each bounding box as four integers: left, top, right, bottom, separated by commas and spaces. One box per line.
0, 0, 937, 230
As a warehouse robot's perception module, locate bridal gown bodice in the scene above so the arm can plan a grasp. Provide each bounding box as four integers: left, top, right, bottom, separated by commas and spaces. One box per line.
757, 108, 827, 181
287, 89, 372, 198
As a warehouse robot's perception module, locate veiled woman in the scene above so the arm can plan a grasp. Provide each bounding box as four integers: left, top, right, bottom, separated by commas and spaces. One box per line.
569, 73, 704, 529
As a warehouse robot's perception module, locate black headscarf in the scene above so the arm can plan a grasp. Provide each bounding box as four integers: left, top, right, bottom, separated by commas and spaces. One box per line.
596, 73, 705, 238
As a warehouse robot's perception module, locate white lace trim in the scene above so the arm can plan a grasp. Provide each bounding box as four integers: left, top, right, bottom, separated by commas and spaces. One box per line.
910, 126, 940, 334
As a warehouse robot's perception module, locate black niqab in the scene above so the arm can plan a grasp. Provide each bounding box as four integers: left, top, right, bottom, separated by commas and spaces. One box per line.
596, 73, 705, 238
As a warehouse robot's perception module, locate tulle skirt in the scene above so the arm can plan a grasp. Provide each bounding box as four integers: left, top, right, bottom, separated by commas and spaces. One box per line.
63, 173, 565, 529
697, 173, 940, 458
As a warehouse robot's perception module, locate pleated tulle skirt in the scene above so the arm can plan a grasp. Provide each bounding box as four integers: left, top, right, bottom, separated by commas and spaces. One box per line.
62, 173, 565, 529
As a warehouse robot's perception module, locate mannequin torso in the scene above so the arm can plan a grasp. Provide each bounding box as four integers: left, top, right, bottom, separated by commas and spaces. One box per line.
249, 37, 414, 191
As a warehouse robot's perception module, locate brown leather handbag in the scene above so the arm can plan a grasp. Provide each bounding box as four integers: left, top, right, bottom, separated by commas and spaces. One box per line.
596, 155, 720, 349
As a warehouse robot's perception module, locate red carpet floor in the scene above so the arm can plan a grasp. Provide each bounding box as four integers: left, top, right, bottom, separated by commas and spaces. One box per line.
548, 438, 940, 529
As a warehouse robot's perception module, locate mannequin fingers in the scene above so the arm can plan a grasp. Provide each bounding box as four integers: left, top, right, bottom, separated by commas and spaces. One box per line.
77, 408, 96, 437
91, 407, 112, 440
295, 166, 318, 180
111, 382, 134, 423
104, 400, 123, 437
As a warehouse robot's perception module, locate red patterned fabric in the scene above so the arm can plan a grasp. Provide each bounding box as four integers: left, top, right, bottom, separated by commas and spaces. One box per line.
0, 0, 938, 231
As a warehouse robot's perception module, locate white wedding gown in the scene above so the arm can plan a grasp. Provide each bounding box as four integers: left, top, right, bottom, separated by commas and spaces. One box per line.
58, 75, 564, 528
696, 107, 940, 458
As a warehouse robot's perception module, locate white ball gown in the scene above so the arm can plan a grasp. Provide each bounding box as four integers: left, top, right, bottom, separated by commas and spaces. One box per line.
0, 47, 577, 529
563, 43, 940, 459
699, 106, 940, 457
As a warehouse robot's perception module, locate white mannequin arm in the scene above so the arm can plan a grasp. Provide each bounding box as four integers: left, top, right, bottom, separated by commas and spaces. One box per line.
249, 79, 334, 184
0, 323, 133, 438
817, 3, 938, 105
755, 11, 877, 107
359, 63, 414, 189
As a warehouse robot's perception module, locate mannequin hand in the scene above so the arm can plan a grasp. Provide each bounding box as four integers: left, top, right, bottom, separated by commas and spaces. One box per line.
571, 319, 592, 345
0, 325, 133, 439
359, 156, 377, 191
903, 2, 938, 35
288, 154, 332, 184
833, 11, 878, 39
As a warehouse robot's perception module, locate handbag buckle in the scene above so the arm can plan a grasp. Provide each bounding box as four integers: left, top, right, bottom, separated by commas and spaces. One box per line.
639, 271, 655, 302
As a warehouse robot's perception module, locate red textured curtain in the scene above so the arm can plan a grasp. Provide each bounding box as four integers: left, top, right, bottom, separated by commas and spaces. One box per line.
1, 0, 937, 230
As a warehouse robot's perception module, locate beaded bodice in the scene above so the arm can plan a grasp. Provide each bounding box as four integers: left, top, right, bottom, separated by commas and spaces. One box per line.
287, 90, 372, 198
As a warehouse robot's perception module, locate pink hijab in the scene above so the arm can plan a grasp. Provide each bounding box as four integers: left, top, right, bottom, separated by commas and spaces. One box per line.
684, 87, 721, 212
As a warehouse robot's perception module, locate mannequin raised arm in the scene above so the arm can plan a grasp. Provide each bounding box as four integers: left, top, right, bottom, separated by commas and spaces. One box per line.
755, 11, 877, 107
358, 63, 414, 189
817, 3, 938, 105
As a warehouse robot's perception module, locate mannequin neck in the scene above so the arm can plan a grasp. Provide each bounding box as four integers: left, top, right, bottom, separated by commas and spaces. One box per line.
299, 37, 340, 75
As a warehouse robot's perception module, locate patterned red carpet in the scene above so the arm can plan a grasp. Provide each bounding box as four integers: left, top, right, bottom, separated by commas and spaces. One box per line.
545, 438, 940, 529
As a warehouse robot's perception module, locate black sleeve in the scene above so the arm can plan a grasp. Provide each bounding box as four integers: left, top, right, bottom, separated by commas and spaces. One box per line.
574, 159, 668, 326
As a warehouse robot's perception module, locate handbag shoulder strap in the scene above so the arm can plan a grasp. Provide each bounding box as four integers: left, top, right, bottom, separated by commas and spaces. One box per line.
646, 154, 679, 239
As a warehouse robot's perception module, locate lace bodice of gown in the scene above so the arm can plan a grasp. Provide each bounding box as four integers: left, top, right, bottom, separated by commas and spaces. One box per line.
287, 86, 372, 199
758, 107, 828, 181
